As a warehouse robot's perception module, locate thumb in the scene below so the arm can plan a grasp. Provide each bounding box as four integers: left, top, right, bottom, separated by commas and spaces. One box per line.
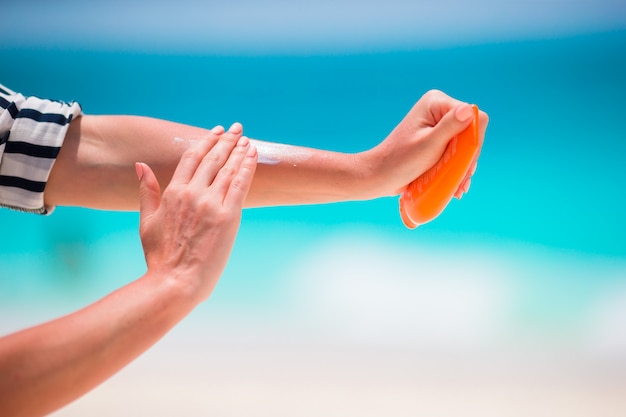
429, 103, 475, 144
135, 162, 161, 222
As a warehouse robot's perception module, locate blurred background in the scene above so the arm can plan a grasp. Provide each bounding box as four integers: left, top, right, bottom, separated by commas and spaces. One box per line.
1, 0, 626, 416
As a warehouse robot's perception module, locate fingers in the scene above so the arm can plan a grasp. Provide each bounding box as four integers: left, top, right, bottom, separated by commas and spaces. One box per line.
454, 174, 472, 199
136, 162, 161, 224
477, 109, 489, 146
429, 102, 475, 142
454, 109, 488, 199
224, 143, 258, 209
208, 136, 252, 198
211, 125, 225, 135
168, 120, 256, 206
416, 89, 465, 127
190, 123, 243, 187
192, 130, 257, 208
170, 123, 242, 185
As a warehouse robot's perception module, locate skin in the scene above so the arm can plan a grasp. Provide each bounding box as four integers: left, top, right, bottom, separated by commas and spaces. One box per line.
0, 125, 257, 417
0, 90, 488, 416
45, 90, 488, 210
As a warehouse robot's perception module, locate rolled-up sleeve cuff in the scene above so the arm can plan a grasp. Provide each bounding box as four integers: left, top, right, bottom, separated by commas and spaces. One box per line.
0, 84, 82, 214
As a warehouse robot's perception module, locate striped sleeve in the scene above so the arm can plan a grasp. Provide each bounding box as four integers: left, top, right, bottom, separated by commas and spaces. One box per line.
0, 83, 82, 214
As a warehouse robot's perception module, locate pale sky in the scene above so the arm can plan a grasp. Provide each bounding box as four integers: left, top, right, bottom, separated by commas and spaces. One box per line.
3, 0, 626, 53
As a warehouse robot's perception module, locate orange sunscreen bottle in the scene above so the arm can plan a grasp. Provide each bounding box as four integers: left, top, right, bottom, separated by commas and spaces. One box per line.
399, 104, 480, 229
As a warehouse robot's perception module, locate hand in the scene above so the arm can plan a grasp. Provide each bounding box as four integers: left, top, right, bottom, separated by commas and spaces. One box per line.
362, 90, 489, 199
135, 122, 257, 303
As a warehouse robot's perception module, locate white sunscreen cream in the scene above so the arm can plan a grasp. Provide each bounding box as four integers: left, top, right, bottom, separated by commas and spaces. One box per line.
172, 137, 310, 167
252, 140, 312, 166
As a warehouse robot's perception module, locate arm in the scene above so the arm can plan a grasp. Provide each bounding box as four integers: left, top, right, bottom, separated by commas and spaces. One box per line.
0, 130, 257, 417
44, 90, 489, 210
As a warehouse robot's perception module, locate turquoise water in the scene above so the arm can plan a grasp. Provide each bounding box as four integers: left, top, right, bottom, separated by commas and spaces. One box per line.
2, 31, 625, 252
1, 30, 625, 327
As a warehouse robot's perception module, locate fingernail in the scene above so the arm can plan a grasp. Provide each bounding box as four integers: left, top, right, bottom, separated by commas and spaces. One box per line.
238, 136, 249, 147
228, 122, 242, 133
470, 162, 477, 176
462, 177, 471, 193
248, 144, 257, 157
211, 125, 224, 134
135, 162, 144, 180
455, 103, 473, 122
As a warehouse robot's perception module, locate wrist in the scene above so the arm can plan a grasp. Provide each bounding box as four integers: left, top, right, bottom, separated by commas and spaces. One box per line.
141, 267, 204, 313
354, 147, 393, 200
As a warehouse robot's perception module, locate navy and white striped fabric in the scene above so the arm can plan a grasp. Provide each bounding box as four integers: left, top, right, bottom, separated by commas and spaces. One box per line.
0, 84, 82, 214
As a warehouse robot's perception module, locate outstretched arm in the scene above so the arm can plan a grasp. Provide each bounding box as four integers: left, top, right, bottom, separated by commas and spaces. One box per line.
0, 129, 257, 417
44, 90, 488, 210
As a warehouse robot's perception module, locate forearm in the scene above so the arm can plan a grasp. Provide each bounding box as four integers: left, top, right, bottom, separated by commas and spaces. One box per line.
0, 111, 256, 417
248, 139, 377, 207
0, 272, 197, 417
45, 115, 375, 210
45, 91, 488, 211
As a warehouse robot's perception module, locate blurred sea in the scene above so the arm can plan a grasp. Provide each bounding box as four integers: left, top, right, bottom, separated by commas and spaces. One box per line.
1, 29, 626, 416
